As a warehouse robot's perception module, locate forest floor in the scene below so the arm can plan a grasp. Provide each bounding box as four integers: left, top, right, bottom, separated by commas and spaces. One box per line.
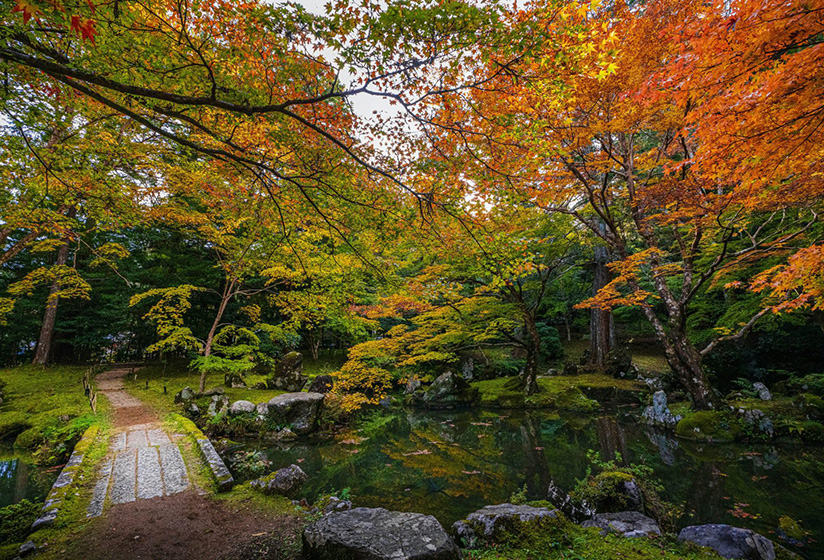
56, 367, 305, 560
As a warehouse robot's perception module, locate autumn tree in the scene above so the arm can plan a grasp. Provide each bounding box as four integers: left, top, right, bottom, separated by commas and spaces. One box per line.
408, 0, 823, 408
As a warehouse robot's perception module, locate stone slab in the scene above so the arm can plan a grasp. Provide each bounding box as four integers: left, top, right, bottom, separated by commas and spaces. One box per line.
111, 449, 137, 504
147, 428, 171, 447
110, 432, 126, 452
197, 438, 234, 491
137, 447, 164, 500
159, 443, 189, 495
87, 460, 113, 518
126, 429, 149, 449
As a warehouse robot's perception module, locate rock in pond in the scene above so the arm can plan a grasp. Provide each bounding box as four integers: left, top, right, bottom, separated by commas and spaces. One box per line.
678, 524, 776, 560
642, 390, 682, 429
453, 503, 558, 548
581, 511, 661, 538
250, 464, 307, 497
308, 374, 334, 394
303, 507, 460, 560
267, 351, 307, 392
267, 392, 324, 435
229, 400, 256, 415
421, 371, 479, 409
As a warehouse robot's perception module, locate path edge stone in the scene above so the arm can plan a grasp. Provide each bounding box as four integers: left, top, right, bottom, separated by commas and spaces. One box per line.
32, 424, 100, 531
172, 413, 234, 491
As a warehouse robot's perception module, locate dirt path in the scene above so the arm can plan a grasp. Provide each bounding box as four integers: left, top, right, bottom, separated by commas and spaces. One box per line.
71, 367, 304, 560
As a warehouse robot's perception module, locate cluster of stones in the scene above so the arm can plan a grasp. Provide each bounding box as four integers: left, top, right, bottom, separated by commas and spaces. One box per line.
404, 371, 479, 409
176, 387, 326, 437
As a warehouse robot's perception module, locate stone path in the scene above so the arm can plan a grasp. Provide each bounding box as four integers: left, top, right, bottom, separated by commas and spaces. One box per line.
87, 368, 190, 517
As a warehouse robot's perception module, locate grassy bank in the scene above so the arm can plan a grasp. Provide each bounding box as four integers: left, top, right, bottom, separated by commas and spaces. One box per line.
0, 365, 102, 465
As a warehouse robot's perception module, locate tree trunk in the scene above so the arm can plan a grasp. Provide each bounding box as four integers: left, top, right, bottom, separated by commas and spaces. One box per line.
589, 245, 613, 367
32, 240, 71, 366
200, 281, 234, 393
644, 310, 718, 410
520, 315, 541, 395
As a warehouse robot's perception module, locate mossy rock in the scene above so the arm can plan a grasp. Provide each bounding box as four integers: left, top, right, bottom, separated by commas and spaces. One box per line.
794, 393, 823, 420
778, 515, 807, 541
555, 387, 598, 412
0, 413, 31, 441
676, 411, 741, 442
14, 427, 45, 449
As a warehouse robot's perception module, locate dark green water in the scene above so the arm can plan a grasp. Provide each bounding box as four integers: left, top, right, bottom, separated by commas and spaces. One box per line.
0, 446, 56, 508
227, 408, 824, 558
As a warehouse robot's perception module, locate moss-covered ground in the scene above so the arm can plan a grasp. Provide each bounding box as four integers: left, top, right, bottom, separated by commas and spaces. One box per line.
0, 365, 105, 465
472, 374, 645, 409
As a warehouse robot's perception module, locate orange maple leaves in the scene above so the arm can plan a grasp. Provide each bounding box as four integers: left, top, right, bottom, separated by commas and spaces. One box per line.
12, 0, 97, 44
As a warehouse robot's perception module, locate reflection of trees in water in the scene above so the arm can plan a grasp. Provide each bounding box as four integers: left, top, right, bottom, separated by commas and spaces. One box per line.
683, 462, 725, 525
595, 416, 627, 462
520, 414, 551, 498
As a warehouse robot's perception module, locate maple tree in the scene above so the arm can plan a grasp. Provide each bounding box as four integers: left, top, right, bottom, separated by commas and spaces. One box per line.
414, 0, 823, 408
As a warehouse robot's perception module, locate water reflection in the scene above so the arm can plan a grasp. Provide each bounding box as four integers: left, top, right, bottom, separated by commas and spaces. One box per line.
0, 448, 55, 508
227, 409, 824, 559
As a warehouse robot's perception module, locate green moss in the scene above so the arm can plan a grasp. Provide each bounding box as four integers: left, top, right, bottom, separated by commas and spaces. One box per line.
555, 387, 598, 412
676, 411, 741, 442
0, 412, 31, 440
0, 365, 99, 465
472, 374, 640, 409
462, 512, 719, 560
0, 500, 40, 546
778, 515, 807, 541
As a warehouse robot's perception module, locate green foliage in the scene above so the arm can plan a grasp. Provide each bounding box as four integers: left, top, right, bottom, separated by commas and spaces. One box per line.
0, 500, 40, 545
509, 484, 528, 505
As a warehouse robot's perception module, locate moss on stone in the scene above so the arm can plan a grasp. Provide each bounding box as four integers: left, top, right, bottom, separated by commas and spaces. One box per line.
462, 511, 720, 560
555, 387, 598, 412
676, 411, 741, 442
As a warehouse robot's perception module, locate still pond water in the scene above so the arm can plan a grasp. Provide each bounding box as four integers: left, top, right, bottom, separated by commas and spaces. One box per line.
0, 446, 57, 508
226, 408, 824, 559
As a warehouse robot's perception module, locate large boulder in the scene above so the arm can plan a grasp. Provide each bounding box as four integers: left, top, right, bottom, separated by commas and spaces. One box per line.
267, 392, 325, 435
421, 371, 479, 409
250, 464, 307, 497
307, 374, 334, 394
678, 524, 775, 560
642, 390, 682, 429
303, 507, 460, 560
229, 400, 256, 415
581, 511, 661, 538
453, 503, 558, 549
267, 351, 307, 392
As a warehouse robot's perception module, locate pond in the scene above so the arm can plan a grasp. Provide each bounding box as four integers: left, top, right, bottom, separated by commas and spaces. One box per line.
0, 446, 57, 508
224, 408, 824, 559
